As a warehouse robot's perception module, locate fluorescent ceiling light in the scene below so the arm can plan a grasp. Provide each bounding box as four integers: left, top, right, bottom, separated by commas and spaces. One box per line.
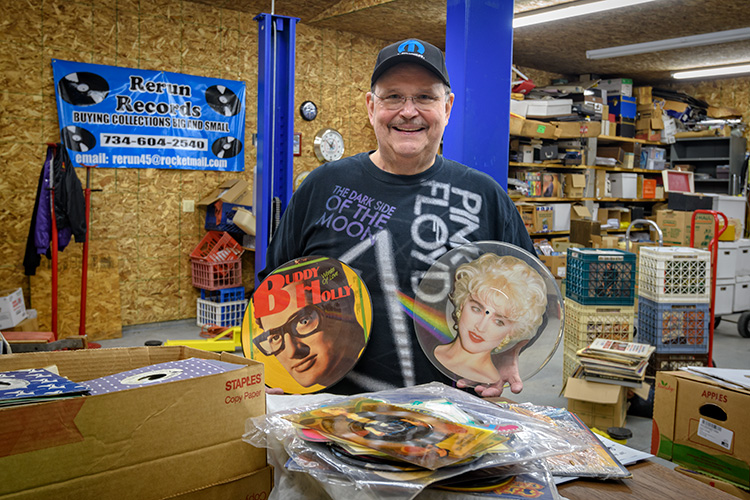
588, 27, 750, 59
672, 63, 750, 80
513, 0, 657, 29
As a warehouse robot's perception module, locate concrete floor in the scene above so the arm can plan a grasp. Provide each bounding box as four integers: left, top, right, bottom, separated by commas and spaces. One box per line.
96, 311, 750, 455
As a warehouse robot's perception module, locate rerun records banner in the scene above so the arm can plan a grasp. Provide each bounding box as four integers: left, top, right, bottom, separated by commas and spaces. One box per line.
52, 59, 246, 172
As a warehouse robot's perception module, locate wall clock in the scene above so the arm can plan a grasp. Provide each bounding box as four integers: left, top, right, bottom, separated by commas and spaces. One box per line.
313, 128, 345, 162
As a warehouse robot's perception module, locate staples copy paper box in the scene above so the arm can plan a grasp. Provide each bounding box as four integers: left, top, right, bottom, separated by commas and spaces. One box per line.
652, 370, 750, 487
171, 465, 274, 500
0, 346, 266, 500
0, 288, 28, 330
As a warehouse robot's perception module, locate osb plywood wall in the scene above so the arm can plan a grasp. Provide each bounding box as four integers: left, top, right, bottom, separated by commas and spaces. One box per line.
0, 0, 383, 332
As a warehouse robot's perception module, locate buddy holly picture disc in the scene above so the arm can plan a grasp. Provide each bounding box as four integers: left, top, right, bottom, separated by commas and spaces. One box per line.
413, 241, 563, 389
242, 256, 372, 394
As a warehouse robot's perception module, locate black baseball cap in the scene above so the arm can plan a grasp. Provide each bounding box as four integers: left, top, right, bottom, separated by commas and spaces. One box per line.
371, 39, 450, 88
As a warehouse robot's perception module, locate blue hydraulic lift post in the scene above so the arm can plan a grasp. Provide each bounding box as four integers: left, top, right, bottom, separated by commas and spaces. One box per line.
443, 0, 514, 189
254, 13, 299, 287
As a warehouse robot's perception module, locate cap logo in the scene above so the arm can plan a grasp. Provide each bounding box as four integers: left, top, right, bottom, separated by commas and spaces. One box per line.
398, 40, 425, 55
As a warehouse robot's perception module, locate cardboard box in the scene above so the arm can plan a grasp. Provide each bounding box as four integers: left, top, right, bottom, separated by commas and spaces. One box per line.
172, 466, 274, 500
571, 218, 601, 247
552, 203, 572, 232
598, 207, 631, 229
0, 347, 267, 500
565, 377, 627, 429
509, 114, 524, 135
519, 144, 534, 163
719, 218, 743, 242
675, 466, 750, 500
652, 370, 750, 487
0, 288, 28, 330
610, 173, 638, 198
617, 118, 636, 138
634, 86, 652, 105
533, 205, 554, 233
519, 118, 559, 139
526, 99, 573, 118
597, 146, 626, 165
198, 179, 253, 233
516, 203, 535, 232
539, 254, 567, 279
655, 209, 716, 248
4, 310, 39, 332
607, 95, 637, 119
553, 120, 601, 138
564, 173, 586, 198
595, 78, 633, 97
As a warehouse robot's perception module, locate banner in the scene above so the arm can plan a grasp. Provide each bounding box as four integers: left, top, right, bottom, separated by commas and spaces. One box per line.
52, 59, 246, 172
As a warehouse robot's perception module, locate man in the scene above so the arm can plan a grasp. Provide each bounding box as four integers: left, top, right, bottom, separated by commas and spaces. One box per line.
260, 38, 535, 397
251, 257, 367, 390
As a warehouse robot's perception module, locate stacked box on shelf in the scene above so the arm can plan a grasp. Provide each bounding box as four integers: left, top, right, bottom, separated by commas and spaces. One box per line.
565, 248, 636, 306
636, 247, 711, 359
190, 231, 244, 291
562, 298, 636, 383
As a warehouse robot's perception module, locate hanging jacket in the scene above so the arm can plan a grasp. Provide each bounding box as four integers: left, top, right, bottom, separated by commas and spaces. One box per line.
23, 144, 87, 276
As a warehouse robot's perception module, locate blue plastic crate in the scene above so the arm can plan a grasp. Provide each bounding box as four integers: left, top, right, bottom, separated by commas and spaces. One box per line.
565, 248, 636, 306
200, 286, 245, 303
636, 296, 709, 354
205, 201, 251, 233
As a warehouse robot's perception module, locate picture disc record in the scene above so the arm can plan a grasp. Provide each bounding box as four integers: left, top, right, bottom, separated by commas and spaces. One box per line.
205, 85, 241, 116
241, 256, 372, 394
211, 136, 242, 159
413, 241, 563, 389
61, 125, 96, 152
58, 71, 110, 106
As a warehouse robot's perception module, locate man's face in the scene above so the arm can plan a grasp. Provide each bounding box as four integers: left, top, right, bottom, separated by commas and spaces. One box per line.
366, 63, 454, 166
259, 282, 359, 387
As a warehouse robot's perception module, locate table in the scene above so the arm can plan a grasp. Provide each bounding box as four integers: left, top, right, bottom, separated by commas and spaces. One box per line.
559, 460, 737, 500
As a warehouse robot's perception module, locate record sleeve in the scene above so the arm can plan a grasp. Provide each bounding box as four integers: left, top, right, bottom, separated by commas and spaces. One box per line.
242, 256, 372, 394
413, 241, 563, 389
0, 368, 89, 407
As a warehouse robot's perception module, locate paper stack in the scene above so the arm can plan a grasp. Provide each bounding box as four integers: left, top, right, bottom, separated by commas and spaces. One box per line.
575, 338, 655, 388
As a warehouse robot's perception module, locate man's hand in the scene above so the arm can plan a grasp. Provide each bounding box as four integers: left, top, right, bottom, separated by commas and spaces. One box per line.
457, 341, 528, 398
265, 387, 284, 395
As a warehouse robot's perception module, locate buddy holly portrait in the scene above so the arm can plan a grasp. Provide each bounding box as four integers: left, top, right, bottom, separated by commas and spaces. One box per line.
417, 251, 549, 390
242, 256, 372, 394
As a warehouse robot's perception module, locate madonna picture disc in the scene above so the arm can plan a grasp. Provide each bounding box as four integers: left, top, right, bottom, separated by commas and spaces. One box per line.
242, 256, 372, 394
413, 241, 563, 389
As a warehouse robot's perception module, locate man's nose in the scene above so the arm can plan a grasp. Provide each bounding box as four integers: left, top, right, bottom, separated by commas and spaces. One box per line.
398, 98, 419, 117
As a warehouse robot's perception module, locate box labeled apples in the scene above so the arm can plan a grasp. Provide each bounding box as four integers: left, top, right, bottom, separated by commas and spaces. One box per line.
0, 346, 266, 500
652, 370, 750, 487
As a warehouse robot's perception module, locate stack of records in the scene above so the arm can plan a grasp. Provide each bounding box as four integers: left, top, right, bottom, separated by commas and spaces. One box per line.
0, 368, 89, 407
576, 339, 656, 388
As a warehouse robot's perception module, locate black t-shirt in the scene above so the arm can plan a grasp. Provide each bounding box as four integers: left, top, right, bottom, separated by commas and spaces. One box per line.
261, 152, 535, 394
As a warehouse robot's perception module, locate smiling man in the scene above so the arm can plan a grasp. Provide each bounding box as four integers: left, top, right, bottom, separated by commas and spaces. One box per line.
260, 38, 535, 397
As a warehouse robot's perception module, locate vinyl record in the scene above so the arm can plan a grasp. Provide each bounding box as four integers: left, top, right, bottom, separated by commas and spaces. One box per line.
320, 409, 446, 446
242, 256, 372, 394
436, 469, 515, 492
413, 241, 563, 389
119, 368, 185, 385
211, 136, 243, 159
328, 443, 422, 472
205, 85, 241, 116
58, 71, 109, 106
0, 377, 29, 391
61, 125, 96, 152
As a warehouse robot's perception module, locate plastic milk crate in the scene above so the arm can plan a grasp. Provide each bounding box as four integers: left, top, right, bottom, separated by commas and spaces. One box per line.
196, 298, 248, 328
200, 286, 245, 303
646, 352, 710, 377
637, 296, 709, 354
190, 231, 244, 263
565, 248, 636, 306
563, 298, 635, 358
562, 351, 580, 386
637, 246, 711, 303
191, 259, 243, 290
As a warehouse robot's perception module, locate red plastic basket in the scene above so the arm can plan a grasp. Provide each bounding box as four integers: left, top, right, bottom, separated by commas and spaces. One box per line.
191, 258, 242, 290
190, 231, 244, 263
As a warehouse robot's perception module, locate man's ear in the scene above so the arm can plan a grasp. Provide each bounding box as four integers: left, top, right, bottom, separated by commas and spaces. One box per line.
366, 91, 376, 125
444, 92, 455, 122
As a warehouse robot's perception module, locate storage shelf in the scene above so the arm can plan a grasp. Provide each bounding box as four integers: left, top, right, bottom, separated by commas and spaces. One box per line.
598, 135, 661, 145
514, 197, 666, 203
672, 157, 731, 162
530, 227, 651, 237
509, 162, 662, 174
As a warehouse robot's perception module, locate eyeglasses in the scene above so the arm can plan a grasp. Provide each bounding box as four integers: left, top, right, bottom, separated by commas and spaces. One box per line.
252, 305, 324, 356
371, 91, 447, 110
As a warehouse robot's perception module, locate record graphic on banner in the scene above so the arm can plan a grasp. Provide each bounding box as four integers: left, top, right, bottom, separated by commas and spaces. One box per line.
242, 256, 372, 394
211, 136, 243, 158
205, 85, 241, 116
58, 71, 110, 106
61, 125, 96, 152
413, 241, 563, 389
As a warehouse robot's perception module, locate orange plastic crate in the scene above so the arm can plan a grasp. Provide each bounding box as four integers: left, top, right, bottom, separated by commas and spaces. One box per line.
190, 231, 244, 263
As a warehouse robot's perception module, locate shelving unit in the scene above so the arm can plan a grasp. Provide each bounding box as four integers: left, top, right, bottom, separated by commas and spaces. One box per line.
670, 136, 747, 194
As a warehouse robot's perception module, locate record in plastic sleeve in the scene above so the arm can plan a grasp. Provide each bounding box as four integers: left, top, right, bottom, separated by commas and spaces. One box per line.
58, 71, 110, 106
413, 241, 563, 389
205, 85, 241, 116
242, 256, 372, 394
211, 136, 243, 158
61, 125, 96, 152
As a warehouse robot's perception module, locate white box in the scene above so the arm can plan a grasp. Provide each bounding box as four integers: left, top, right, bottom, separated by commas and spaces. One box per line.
0, 288, 27, 330
609, 172, 638, 198
717, 241, 739, 280
737, 239, 750, 277
525, 99, 573, 117
594, 78, 633, 97
715, 278, 735, 316
712, 194, 746, 222
553, 203, 572, 232
734, 280, 750, 312
510, 99, 528, 117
